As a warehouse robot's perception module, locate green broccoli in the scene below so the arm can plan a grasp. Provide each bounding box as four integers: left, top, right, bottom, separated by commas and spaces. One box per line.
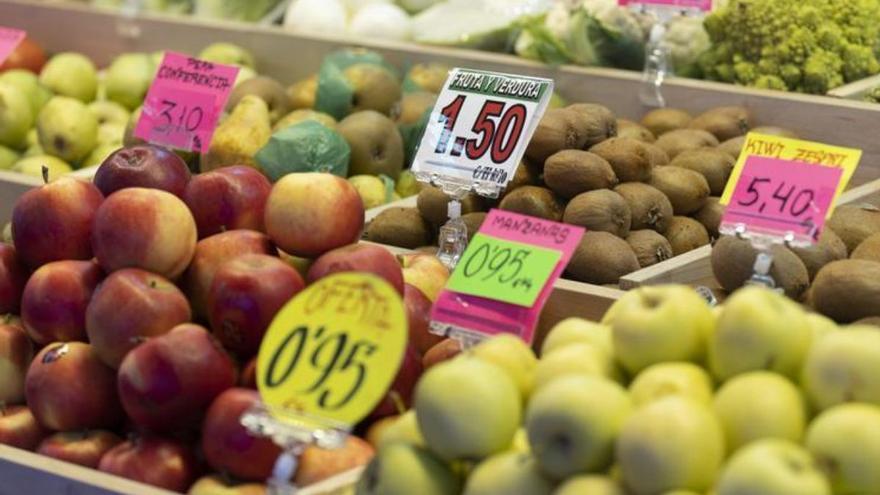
863, 86, 880, 104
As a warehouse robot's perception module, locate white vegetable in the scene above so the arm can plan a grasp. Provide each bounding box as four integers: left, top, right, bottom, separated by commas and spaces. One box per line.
397, 0, 439, 13
413, 0, 549, 48
283, 0, 348, 34
342, 0, 392, 16
349, 3, 413, 41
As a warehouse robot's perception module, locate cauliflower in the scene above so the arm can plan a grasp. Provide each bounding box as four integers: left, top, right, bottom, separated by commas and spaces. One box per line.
663, 16, 711, 78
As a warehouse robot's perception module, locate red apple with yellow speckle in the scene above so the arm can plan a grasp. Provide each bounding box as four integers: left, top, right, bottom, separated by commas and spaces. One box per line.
21, 260, 103, 345
37, 430, 122, 468
183, 165, 272, 238
98, 435, 198, 492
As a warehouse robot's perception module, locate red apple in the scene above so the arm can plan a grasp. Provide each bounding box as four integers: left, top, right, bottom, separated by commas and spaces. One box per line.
207, 254, 304, 358
21, 260, 103, 345
294, 435, 374, 486
307, 243, 404, 295
202, 388, 282, 481
240, 357, 257, 389
183, 165, 272, 239
25, 342, 122, 431
400, 253, 449, 303
404, 283, 441, 355
0, 316, 33, 404
422, 338, 462, 369
0, 37, 46, 73
0, 405, 47, 450
91, 187, 197, 279
86, 268, 191, 368
189, 475, 267, 495
264, 173, 364, 258
368, 344, 423, 421
37, 430, 122, 468
94, 145, 191, 198
0, 244, 27, 314
184, 230, 275, 318
98, 435, 198, 492
12, 177, 103, 269
117, 324, 235, 432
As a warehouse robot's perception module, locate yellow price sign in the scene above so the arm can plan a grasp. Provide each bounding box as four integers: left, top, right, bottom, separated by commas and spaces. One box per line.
256, 272, 407, 427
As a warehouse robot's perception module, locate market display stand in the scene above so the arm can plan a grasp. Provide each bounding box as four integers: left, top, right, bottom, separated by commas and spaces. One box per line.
829, 74, 880, 100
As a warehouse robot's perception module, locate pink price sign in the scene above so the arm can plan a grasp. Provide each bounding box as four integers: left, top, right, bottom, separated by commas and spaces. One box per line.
0, 27, 26, 65
430, 209, 584, 344
722, 155, 843, 243
618, 0, 712, 11
134, 52, 239, 153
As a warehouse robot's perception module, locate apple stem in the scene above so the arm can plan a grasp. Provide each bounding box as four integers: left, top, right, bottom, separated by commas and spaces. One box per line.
41, 165, 49, 184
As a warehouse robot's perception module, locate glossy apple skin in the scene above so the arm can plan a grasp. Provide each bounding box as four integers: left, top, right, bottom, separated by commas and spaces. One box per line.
239, 357, 257, 389
21, 260, 103, 345
368, 344, 423, 421
207, 254, 304, 359
91, 187, 197, 279
98, 435, 198, 492
94, 145, 191, 198
0, 37, 46, 72
117, 324, 235, 432
25, 342, 123, 431
0, 317, 33, 404
264, 173, 364, 258
86, 268, 191, 369
400, 253, 449, 302
0, 405, 47, 450
422, 338, 462, 370
201, 388, 282, 481
0, 244, 28, 314
188, 475, 267, 495
184, 230, 275, 319
404, 284, 441, 355
307, 243, 404, 295
37, 430, 122, 468
183, 165, 272, 239
12, 177, 104, 269
294, 436, 375, 486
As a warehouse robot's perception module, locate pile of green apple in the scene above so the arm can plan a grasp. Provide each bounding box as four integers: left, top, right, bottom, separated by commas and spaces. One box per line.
361, 284, 880, 495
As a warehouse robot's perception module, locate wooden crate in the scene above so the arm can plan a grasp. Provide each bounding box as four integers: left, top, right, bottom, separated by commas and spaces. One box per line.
828, 74, 880, 100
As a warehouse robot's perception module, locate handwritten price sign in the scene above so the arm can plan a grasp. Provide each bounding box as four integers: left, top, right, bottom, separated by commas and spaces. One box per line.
0, 27, 25, 65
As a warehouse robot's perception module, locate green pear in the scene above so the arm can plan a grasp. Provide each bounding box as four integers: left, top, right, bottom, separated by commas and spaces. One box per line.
414, 357, 521, 461
0, 70, 52, 116
356, 443, 460, 495
554, 475, 626, 495
82, 142, 121, 168
0, 145, 18, 169
0, 82, 34, 149
510, 428, 530, 454
12, 154, 73, 182
801, 327, 880, 411
377, 410, 424, 449
716, 439, 830, 495
87, 100, 130, 126
709, 286, 810, 381
616, 397, 725, 495
526, 375, 632, 479
806, 403, 880, 494
202, 95, 271, 172
464, 451, 554, 495
713, 371, 806, 453
629, 362, 714, 408
39, 52, 98, 102
234, 66, 257, 88
469, 334, 537, 402
273, 109, 337, 132
198, 42, 256, 70
343, 63, 403, 116
105, 53, 156, 110
37, 96, 99, 163
533, 343, 620, 391
541, 318, 613, 358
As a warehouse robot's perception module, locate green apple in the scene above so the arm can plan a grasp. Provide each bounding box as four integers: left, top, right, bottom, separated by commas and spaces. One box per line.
661, 492, 702, 495
806, 403, 880, 494
0, 145, 18, 169
604, 285, 714, 376
0, 82, 34, 149
87, 100, 130, 126
377, 410, 424, 449
526, 375, 632, 480
199, 42, 257, 70
716, 439, 830, 495
105, 53, 156, 110
616, 397, 724, 495
554, 475, 626, 495
81, 142, 121, 168
39, 52, 98, 102
540, 318, 613, 358
533, 343, 620, 391
629, 362, 714, 408
802, 327, 880, 412
12, 154, 73, 181
713, 371, 806, 453
414, 357, 521, 461
806, 312, 838, 341
234, 66, 257, 88
0, 70, 51, 116
356, 443, 460, 495
469, 334, 537, 401
510, 428, 529, 454
463, 451, 554, 495
37, 96, 99, 163
709, 286, 810, 382
97, 122, 125, 145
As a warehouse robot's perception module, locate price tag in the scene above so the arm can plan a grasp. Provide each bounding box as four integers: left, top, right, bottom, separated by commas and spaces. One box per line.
618, 0, 712, 11
0, 27, 25, 65
412, 68, 553, 195
256, 273, 407, 427
431, 209, 584, 344
134, 51, 239, 153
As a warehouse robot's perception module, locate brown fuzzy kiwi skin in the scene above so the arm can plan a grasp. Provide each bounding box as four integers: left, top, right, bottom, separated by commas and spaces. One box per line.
366, 207, 432, 249
627, 230, 673, 268
461, 212, 488, 242
643, 142, 670, 166
718, 136, 745, 159
614, 182, 674, 233
544, 150, 619, 199
711, 235, 810, 300
565, 231, 640, 284
827, 204, 880, 253
665, 216, 710, 256
811, 259, 880, 323
854, 316, 880, 327
566, 103, 618, 147
669, 149, 735, 196
526, 108, 589, 165
415, 245, 439, 255
617, 119, 656, 143
640, 108, 692, 137
852, 232, 880, 262
790, 229, 848, 280
694, 197, 724, 239
417, 186, 485, 225
649, 166, 711, 215
498, 186, 564, 221
589, 137, 656, 183
563, 189, 632, 237
655, 129, 720, 159
688, 106, 753, 141
507, 159, 539, 191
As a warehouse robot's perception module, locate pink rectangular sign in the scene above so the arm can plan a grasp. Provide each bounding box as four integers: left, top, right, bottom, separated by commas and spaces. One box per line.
0, 27, 25, 65
430, 209, 584, 344
135, 51, 239, 153
619, 0, 712, 11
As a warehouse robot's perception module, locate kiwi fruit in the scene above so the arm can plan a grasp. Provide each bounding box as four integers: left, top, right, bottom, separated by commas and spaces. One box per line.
617, 119, 656, 143
365, 207, 432, 249
589, 137, 655, 182
614, 182, 674, 233
640, 108, 692, 137
565, 103, 618, 147
498, 186, 564, 221
655, 129, 720, 159
643, 142, 670, 166
461, 212, 487, 242
526, 108, 591, 165
718, 135, 745, 159
665, 216, 710, 256
627, 230, 673, 268
688, 106, 753, 141
851, 232, 880, 262
790, 229, 848, 280
337, 110, 405, 179
694, 197, 724, 239
417, 186, 485, 225
711, 235, 810, 300
854, 316, 880, 327
227, 76, 291, 123
668, 149, 735, 196
827, 204, 880, 253
544, 150, 618, 198
811, 259, 880, 322
563, 189, 632, 237
565, 231, 640, 284
506, 159, 539, 191
415, 246, 439, 255
649, 166, 710, 215
751, 126, 798, 138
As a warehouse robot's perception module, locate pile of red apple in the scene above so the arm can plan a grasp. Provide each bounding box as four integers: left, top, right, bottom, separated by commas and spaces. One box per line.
0, 144, 452, 493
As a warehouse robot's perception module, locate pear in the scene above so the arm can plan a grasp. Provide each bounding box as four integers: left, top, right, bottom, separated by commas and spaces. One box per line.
0, 70, 51, 116
227, 76, 290, 123
0, 82, 34, 149
198, 42, 256, 70
628, 362, 714, 408
0, 145, 19, 169
39, 52, 98, 102
464, 452, 554, 495
716, 439, 830, 495
105, 53, 156, 110
87, 100, 130, 126
337, 110, 404, 179
469, 334, 537, 402
37, 96, 98, 164
344, 63, 402, 115
288, 75, 317, 110
201, 95, 271, 172
376, 410, 424, 449
806, 403, 880, 494
273, 109, 337, 132
356, 443, 460, 495
11, 154, 73, 181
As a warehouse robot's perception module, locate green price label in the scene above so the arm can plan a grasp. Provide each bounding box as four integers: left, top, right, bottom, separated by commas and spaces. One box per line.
446, 233, 562, 307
